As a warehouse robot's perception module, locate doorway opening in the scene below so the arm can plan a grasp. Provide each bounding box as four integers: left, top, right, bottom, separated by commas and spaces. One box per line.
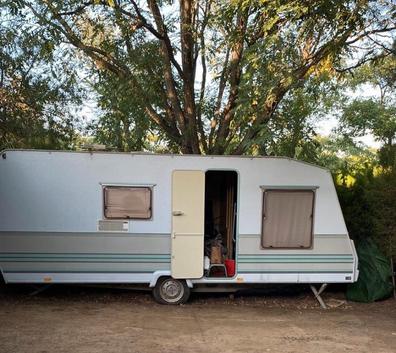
204, 170, 238, 278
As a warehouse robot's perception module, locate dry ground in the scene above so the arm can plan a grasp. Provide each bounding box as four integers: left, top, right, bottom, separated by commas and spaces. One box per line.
0, 284, 395, 353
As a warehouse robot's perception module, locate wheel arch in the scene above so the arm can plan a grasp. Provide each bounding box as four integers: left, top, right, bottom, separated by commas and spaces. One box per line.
149, 271, 193, 288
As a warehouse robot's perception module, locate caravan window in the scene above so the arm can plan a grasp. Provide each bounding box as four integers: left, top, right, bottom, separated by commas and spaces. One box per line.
103, 186, 152, 219
261, 190, 314, 249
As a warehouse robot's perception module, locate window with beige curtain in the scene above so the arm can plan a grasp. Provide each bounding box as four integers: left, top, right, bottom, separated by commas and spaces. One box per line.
104, 186, 152, 219
261, 190, 314, 249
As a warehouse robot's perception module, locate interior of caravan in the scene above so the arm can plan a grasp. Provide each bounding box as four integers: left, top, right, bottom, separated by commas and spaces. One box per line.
204, 170, 238, 278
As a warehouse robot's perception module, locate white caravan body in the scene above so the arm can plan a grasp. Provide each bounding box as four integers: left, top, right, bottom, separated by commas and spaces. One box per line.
0, 150, 358, 288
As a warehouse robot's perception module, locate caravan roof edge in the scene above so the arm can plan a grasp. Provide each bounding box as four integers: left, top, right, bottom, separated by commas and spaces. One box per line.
0, 148, 330, 172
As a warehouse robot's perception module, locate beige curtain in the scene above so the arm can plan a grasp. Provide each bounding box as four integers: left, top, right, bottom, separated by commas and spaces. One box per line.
262, 190, 314, 248
104, 187, 151, 219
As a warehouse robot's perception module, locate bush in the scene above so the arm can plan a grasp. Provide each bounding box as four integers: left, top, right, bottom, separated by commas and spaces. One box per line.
336, 168, 396, 258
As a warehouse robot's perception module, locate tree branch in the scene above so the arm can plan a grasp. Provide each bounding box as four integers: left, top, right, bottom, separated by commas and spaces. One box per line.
180, 0, 200, 153
214, 9, 249, 154
345, 26, 396, 46
146, 0, 187, 147
56, 1, 94, 16
144, 105, 182, 144
335, 51, 390, 73
196, 1, 209, 153
232, 27, 357, 155
140, 0, 184, 78
208, 46, 230, 150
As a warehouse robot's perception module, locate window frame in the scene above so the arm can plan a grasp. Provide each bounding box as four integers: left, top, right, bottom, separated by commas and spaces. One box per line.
260, 188, 316, 250
102, 185, 153, 220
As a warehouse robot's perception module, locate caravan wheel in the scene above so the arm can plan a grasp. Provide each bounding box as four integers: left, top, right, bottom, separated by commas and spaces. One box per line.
153, 277, 190, 305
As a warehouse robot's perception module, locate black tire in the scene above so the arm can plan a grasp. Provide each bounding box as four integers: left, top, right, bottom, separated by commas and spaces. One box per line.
153, 277, 190, 305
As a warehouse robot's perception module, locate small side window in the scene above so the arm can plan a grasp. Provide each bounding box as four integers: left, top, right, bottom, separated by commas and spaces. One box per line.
103, 186, 152, 220
261, 190, 314, 249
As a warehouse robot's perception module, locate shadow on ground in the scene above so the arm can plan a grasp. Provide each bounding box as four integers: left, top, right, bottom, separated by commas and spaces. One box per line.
0, 282, 349, 309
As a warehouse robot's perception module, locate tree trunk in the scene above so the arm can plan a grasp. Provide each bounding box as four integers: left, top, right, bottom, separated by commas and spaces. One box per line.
180, 0, 201, 154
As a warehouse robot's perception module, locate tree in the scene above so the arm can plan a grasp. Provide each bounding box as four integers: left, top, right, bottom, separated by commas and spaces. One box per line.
12, 0, 395, 154
339, 55, 396, 168
253, 74, 342, 160
86, 41, 177, 152
0, 2, 83, 150
88, 75, 151, 152
336, 166, 396, 259
316, 135, 377, 184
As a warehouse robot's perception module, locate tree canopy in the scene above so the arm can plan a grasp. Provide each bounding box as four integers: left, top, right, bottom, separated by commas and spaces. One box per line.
0, 2, 84, 150
338, 56, 396, 168
4, 0, 394, 154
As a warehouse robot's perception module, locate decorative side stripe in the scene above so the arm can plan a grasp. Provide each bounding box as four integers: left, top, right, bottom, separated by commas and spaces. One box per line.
238, 254, 353, 257
238, 270, 353, 274
0, 256, 171, 259
238, 259, 353, 264
0, 252, 170, 257
238, 234, 348, 238
0, 260, 170, 263
3, 270, 162, 274
3, 270, 353, 275
0, 232, 171, 237
0, 253, 171, 264
238, 255, 354, 263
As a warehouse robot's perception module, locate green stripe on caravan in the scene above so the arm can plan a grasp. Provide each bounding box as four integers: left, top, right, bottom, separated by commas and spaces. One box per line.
238, 260, 353, 263
0, 252, 171, 257
237, 270, 354, 274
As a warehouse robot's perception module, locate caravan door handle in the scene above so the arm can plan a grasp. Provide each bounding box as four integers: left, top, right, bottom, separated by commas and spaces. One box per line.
172, 210, 184, 216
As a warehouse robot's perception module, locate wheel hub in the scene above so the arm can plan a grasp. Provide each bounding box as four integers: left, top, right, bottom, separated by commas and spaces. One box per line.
160, 279, 184, 303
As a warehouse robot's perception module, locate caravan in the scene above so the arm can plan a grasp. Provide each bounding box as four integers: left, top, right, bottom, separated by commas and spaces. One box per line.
0, 150, 358, 305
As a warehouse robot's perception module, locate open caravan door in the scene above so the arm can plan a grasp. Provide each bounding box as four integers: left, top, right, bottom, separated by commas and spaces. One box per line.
171, 170, 205, 279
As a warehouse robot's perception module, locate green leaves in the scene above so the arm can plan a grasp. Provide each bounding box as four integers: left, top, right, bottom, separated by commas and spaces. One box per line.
0, 4, 84, 150
2, 0, 395, 155
340, 55, 396, 148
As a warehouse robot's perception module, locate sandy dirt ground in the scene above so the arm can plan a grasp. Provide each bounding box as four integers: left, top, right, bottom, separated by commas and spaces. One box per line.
0, 284, 395, 353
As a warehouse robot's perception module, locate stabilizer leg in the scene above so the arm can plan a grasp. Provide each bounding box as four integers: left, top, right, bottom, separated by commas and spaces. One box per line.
29, 284, 53, 296
310, 283, 328, 309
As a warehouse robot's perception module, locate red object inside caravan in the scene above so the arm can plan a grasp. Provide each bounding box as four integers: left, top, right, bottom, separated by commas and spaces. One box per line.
225, 259, 236, 277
